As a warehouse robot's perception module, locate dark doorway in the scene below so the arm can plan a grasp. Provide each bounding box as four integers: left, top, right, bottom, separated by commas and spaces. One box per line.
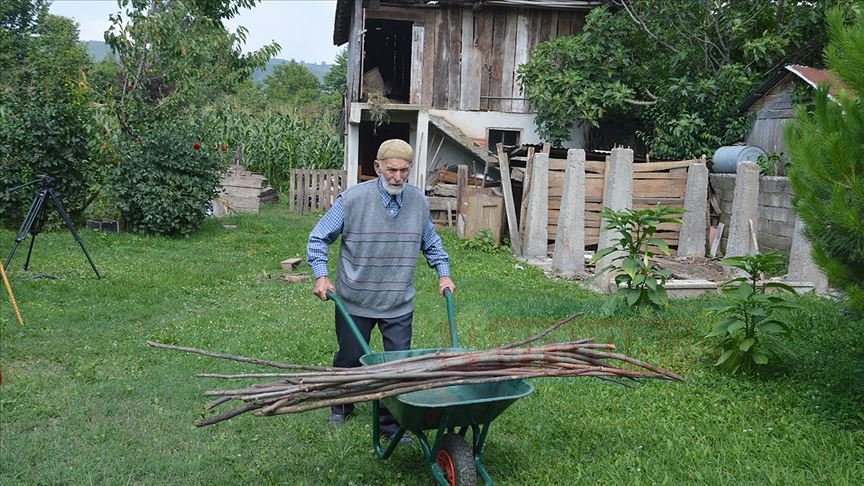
363, 19, 413, 102
358, 122, 411, 181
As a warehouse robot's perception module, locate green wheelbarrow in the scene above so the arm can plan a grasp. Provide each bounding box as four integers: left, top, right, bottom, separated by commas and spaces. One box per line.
327, 289, 534, 486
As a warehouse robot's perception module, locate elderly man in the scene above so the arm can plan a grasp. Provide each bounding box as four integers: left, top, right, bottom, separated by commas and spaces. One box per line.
306, 139, 456, 439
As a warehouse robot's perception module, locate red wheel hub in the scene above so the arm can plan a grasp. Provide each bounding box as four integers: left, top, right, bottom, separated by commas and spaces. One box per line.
435, 449, 456, 485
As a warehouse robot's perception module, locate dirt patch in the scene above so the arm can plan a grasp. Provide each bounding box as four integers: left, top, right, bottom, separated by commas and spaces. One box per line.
654, 256, 734, 282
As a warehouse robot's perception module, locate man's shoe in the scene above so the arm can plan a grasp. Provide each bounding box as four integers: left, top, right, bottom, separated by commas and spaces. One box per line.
328, 412, 349, 426
380, 423, 412, 444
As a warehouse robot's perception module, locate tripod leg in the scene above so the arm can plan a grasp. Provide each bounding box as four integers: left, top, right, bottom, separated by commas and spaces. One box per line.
4, 190, 48, 271
23, 234, 37, 271
47, 189, 102, 279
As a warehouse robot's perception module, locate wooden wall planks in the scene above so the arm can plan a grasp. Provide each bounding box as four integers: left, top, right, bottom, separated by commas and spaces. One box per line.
361, 5, 588, 113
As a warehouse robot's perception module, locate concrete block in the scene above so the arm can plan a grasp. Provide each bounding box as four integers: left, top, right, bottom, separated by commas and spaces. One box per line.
594, 148, 633, 292
679, 163, 709, 257
759, 176, 791, 194
524, 153, 549, 257
786, 216, 828, 293
759, 192, 793, 209
726, 162, 760, 258
552, 149, 586, 275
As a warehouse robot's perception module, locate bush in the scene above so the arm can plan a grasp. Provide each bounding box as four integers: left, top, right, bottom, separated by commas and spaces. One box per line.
0, 11, 107, 226
706, 253, 798, 374
591, 205, 683, 314
109, 119, 228, 235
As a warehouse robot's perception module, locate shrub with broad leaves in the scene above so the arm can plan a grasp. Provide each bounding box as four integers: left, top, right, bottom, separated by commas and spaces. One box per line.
109, 119, 227, 235
706, 252, 799, 374
591, 205, 683, 315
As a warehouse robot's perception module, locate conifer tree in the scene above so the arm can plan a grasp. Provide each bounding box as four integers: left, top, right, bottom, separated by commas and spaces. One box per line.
785, 7, 864, 310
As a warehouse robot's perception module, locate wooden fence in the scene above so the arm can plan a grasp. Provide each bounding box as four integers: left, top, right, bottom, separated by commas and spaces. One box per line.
289, 169, 347, 214
545, 157, 693, 248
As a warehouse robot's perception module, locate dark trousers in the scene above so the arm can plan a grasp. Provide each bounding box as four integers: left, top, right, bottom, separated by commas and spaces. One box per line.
331, 309, 413, 424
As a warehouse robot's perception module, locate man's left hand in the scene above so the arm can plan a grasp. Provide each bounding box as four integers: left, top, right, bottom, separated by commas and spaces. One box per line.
438, 276, 456, 296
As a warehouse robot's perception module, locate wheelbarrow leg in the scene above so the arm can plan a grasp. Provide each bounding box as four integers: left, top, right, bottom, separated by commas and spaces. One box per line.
471, 423, 494, 486
417, 413, 454, 486
372, 399, 405, 459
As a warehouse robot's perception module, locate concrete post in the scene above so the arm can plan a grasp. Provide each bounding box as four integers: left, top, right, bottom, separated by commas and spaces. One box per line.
678, 162, 709, 257
725, 161, 760, 257
594, 148, 634, 292
787, 216, 829, 293
524, 153, 549, 257
551, 149, 586, 276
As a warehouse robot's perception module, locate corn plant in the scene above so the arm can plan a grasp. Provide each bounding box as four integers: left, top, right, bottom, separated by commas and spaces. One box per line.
591, 205, 684, 314
201, 109, 343, 192
705, 252, 799, 374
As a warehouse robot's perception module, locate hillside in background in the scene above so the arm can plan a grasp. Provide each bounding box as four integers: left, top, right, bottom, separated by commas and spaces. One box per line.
84, 41, 331, 83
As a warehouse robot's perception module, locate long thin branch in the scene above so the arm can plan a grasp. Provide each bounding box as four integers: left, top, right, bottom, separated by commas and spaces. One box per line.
615, 0, 680, 55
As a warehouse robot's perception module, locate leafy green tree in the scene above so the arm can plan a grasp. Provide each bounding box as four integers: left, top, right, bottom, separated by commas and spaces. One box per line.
519, 0, 854, 158
102, 0, 278, 235
264, 60, 321, 108
784, 7, 864, 311
0, 1, 107, 225
320, 48, 347, 119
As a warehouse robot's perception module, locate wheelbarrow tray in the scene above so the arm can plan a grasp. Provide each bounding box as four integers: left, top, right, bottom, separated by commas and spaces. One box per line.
360, 348, 534, 432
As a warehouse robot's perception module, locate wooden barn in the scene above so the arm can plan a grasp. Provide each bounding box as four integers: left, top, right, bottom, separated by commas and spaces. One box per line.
332, 0, 605, 189
739, 64, 850, 157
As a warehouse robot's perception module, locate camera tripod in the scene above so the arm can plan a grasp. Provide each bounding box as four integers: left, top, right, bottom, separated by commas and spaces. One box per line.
4, 175, 101, 279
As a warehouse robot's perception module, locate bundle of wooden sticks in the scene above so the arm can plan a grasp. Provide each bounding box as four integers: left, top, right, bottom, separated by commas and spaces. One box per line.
148, 315, 684, 427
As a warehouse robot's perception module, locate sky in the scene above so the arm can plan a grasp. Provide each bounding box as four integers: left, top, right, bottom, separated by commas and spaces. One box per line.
47, 0, 343, 64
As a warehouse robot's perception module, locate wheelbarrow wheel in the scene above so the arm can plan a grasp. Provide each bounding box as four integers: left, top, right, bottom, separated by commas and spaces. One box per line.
434, 433, 476, 486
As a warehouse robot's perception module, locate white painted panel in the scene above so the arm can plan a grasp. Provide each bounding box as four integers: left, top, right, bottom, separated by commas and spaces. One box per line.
410, 25, 425, 105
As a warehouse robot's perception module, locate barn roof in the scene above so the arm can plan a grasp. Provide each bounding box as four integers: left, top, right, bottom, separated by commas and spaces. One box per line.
739, 64, 852, 113
333, 0, 606, 46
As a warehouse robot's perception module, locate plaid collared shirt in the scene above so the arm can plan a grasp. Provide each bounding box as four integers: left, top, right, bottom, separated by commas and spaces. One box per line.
306, 178, 450, 279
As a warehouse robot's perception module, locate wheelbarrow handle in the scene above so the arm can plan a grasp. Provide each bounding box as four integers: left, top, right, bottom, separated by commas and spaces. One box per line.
326, 290, 372, 355
443, 288, 459, 348
326, 289, 460, 351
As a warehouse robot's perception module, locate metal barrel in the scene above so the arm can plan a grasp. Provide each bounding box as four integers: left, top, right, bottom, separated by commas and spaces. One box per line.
711, 145, 766, 173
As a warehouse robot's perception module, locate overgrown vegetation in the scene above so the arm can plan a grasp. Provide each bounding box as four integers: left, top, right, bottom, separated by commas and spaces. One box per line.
518, 0, 855, 157
785, 6, 864, 312
706, 253, 798, 374
1, 206, 862, 484
592, 205, 683, 314
100, 0, 277, 235
0, 1, 109, 225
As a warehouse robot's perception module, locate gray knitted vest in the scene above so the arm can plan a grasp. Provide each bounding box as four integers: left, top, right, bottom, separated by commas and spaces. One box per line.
336, 180, 428, 318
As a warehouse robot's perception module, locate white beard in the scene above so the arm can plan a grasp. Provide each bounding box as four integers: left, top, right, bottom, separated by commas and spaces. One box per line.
381, 177, 405, 196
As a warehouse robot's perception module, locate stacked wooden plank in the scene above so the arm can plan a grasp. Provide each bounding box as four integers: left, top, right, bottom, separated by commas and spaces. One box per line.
218, 165, 276, 214
426, 168, 483, 228
547, 158, 691, 247
511, 150, 695, 251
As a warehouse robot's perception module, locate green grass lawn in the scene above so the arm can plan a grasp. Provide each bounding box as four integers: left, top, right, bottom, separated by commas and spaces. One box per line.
1, 203, 862, 485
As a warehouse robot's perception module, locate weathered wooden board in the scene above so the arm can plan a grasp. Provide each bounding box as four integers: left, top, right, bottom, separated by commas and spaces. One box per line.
410, 25, 425, 105
499, 10, 518, 113
433, 8, 449, 108
447, 6, 463, 110
422, 8, 437, 107
459, 7, 480, 110
475, 8, 493, 111
465, 193, 504, 244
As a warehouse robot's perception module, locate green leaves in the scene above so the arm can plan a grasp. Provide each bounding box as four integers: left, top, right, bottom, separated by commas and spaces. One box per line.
705, 253, 799, 374
593, 205, 682, 315
519, 1, 843, 156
